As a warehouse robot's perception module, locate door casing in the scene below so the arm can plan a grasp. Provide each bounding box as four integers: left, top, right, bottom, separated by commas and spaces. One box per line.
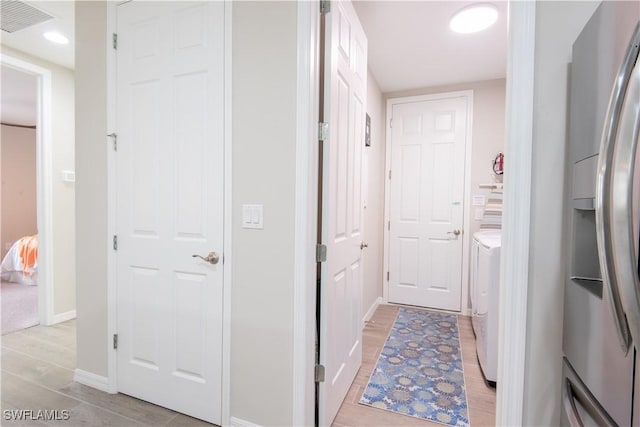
383, 91, 474, 315
104, 2, 233, 425
0, 54, 56, 326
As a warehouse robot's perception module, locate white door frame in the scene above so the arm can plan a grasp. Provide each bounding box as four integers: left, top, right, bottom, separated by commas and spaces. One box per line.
0, 54, 55, 326
292, 1, 320, 426
294, 1, 535, 425
496, 2, 535, 425
382, 91, 474, 315
104, 3, 233, 425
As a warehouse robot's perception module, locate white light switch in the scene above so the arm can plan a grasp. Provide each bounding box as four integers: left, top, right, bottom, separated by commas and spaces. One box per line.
242, 204, 263, 229
475, 208, 484, 221
61, 170, 76, 183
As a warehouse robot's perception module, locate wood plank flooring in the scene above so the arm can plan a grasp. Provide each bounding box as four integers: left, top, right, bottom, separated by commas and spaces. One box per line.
1, 320, 214, 427
333, 304, 496, 427
1, 305, 495, 426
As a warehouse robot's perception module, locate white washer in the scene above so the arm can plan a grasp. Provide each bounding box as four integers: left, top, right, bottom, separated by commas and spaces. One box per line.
471, 230, 501, 384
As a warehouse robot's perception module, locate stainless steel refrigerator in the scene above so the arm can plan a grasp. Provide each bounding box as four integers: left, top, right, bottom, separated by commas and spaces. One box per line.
563, 1, 640, 426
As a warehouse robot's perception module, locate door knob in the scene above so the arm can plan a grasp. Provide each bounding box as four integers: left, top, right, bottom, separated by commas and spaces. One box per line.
447, 229, 461, 236
360, 242, 368, 250
192, 252, 219, 265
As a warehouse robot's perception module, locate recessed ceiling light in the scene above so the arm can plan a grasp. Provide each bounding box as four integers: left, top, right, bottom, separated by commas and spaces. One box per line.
43, 31, 69, 45
450, 4, 498, 34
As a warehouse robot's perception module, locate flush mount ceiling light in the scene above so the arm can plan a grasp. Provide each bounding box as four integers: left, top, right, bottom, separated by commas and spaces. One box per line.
43, 31, 69, 45
450, 4, 498, 34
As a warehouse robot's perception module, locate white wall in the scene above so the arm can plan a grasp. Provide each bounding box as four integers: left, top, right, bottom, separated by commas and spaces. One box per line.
385, 78, 506, 311
523, 2, 599, 425
231, 2, 297, 425
1, 125, 37, 259
362, 69, 385, 317
75, 0, 109, 377
0, 45, 76, 317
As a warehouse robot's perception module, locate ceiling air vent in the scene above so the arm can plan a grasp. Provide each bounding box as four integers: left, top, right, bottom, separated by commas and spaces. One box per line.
0, 0, 54, 33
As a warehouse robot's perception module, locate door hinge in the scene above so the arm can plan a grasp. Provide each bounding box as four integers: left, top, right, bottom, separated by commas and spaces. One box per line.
389, 170, 392, 180
387, 271, 390, 281
316, 244, 327, 263
113, 235, 118, 251
113, 334, 118, 349
320, 0, 330, 15
318, 122, 329, 142
107, 133, 117, 151
315, 364, 325, 382
112, 33, 118, 50
389, 118, 393, 128
388, 221, 390, 231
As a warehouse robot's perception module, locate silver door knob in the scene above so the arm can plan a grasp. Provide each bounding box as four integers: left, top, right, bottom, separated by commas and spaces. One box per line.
447, 229, 461, 236
192, 252, 219, 265
360, 242, 368, 250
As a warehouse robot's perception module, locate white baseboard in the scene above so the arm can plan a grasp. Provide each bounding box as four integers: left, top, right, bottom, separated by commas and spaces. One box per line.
52, 310, 76, 324
363, 296, 382, 325
229, 417, 262, 427
73, 369, 110, 393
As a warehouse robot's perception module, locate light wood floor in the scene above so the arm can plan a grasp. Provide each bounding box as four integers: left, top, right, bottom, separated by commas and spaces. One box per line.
1, 320, 214, 427
333, 304, 496, 427
1, 306, 495, 426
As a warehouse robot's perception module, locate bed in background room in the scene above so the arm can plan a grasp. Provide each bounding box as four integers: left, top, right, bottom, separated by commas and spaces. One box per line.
1, 234, 38, 286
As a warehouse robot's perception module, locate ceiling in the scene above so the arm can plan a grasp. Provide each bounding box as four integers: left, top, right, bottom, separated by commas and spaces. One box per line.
1, 1, 74, 69
353, 1, 508, 93
0, 1, 507, 103
1, 65, 37, 126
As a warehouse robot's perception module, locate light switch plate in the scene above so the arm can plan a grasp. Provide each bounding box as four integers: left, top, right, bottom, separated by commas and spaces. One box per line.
475, 208, 484, 221
242, 204, 263, 229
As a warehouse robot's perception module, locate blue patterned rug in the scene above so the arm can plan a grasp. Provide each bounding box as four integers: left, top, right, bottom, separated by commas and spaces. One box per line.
359, 307, 469, 426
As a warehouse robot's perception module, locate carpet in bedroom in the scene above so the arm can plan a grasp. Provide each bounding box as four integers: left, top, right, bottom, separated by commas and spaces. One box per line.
1, 280, 38, 335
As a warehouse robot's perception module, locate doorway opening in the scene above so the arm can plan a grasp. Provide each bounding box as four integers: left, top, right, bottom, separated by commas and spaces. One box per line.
0, 55, 54, 331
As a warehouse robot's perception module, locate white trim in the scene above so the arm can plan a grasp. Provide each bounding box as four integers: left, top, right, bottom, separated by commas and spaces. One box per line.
229, 416, 262, 427
495, 1, 536, 425
106, 0, 118, 395
221, 2, 233, 426
363, 297, 382, 325
52, 310, 76, 324
383, 90, 474, 314
73, 369, 110, 393
0, 54, 55, 326
293, 1, 319, 427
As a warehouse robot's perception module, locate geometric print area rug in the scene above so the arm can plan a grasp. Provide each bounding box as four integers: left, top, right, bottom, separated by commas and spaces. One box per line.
359, 307, 470, 427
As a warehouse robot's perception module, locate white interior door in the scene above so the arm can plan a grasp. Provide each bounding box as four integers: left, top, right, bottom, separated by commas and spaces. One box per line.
319, 1, 367, 425
116, 2, 225, 423
388, 96, 468, 311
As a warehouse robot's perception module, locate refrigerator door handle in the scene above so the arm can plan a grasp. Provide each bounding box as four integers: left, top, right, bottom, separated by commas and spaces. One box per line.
610, 25, 640, 348
595, 23, 640, 353
562, 358, 617, 427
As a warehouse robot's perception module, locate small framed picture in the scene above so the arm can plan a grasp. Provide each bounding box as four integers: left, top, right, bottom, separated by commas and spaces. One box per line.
365, 114, 371, 147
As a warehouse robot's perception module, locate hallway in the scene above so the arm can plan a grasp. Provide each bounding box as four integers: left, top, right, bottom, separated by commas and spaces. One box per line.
333, 304, 496, 426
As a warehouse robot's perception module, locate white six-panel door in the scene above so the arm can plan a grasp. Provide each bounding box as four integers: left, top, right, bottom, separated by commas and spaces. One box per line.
116, 2, 225, 423
388, 95, 469, 311
319, 1, 367, 425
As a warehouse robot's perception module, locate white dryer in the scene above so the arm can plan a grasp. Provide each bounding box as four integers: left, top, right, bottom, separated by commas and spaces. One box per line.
471, 230, 501, 385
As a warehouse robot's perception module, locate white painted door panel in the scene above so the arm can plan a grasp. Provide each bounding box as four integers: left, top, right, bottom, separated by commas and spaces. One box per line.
116, 2, 224, 423
319, 1, 367, 425
388, 97, 468, 311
